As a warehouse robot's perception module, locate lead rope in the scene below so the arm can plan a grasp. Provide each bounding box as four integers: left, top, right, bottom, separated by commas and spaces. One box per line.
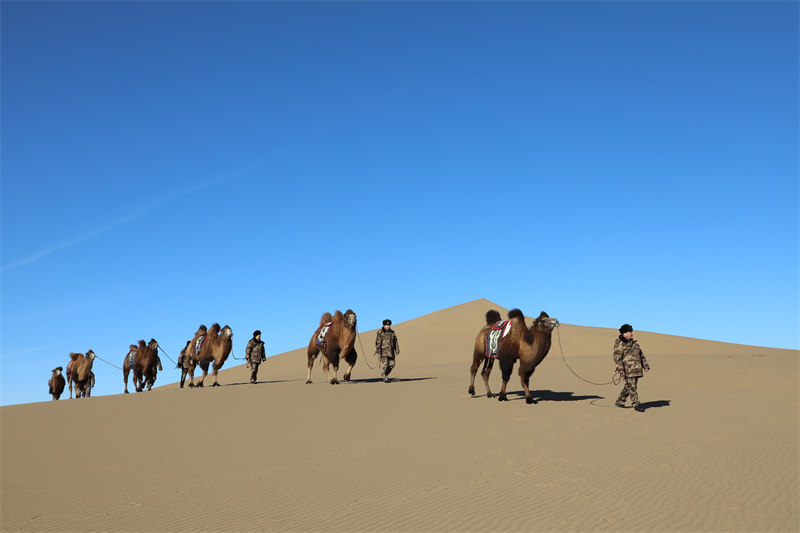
556, 326, 621, 386
356, 327, 379, 370
95, 354, 124, 371
157, 345, 178, 366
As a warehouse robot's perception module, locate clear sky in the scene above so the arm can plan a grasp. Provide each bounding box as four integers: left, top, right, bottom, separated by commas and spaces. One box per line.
2, 1, 798, 406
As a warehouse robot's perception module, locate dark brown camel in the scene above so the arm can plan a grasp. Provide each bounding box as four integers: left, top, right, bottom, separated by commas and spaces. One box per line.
48, 367, 65, 400
468, 309, 559, 404
306, 309, 357, 384
68, 350, 96, 399
186, 323, 233, 388
133, 339, 161, 392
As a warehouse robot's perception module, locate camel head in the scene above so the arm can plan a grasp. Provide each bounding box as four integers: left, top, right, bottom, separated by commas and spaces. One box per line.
221, 326, 233, 339
533, 312, 559, 333
148, 338, 158, 350
86, 350, 96, 361
52, 367, 63, 376
343, 310, 357, 329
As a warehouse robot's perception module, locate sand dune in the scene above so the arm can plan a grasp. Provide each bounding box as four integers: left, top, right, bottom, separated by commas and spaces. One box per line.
2, 299, 797, 532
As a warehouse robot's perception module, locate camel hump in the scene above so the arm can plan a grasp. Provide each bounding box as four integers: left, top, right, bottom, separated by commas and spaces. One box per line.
138, 340, 147, 349
485, 310, 502, 325
69, 352, 82, 361
208, 323, 221, 335
320, 312, 333, 326
508, 309, 525, 321
332, 310, 344, 321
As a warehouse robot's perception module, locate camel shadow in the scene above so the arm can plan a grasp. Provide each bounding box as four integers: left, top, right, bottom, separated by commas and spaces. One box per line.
348, 376, 438, 385
223, 379, 306, 387
503, 389, 603, 403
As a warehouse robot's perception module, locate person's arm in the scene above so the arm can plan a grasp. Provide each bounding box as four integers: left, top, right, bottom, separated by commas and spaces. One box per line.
261, 340, 266, 361
245, 339, 253, 360
640, 346, 650, 371
394, 334, 400, 356
613, 340, 624, 373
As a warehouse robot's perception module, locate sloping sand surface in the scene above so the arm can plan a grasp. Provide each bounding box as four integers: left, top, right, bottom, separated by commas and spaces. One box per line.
2, 299, 797, 532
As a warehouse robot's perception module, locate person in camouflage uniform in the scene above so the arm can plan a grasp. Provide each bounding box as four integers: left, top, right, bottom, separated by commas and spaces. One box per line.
245, 330, 266, 384
613, 323, 650, 412
375, 319, 400, 382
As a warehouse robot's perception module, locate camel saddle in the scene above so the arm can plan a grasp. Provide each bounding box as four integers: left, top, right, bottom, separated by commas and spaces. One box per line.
127, 349, 137, 367
192, 335, 206, 359
315, 323, 333, 349
485, 320, 512, 358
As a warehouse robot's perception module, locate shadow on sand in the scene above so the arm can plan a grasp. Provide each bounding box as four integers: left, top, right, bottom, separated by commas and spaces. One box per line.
637, 400, 671, 411
346, 376, 438, 385
491, 389, 603, 403
221, 379, 307, 387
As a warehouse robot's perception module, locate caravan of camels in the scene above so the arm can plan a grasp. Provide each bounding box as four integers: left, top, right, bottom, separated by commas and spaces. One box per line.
50, 308, 558, 403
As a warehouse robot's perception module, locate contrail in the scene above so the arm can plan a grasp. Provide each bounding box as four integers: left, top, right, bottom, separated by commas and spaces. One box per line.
2, 170, 244, 273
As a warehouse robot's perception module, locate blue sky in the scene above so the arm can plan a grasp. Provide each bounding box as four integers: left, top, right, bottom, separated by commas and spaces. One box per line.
2, 1, 798, 406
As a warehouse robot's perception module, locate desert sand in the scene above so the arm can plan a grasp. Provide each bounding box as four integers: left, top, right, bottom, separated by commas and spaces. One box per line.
1, 299, 798, 532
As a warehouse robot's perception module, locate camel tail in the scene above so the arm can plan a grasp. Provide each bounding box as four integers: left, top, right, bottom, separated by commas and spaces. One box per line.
319, 312, 333, 326
485, 310, 502, 325
508, 309, 525, 320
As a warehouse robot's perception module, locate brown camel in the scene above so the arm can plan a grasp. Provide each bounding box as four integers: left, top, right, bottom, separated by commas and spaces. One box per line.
133, 339, 161, 392
67, 350, 96, 399
306, 309, 358, 385
468, 309, 559, 404
185, 323, 233, 388
122, 344, 137, 394
48, 367, 65, 400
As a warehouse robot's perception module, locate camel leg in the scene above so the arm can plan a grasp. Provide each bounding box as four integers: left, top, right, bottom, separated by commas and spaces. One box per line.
342, 349, 356, 382
196, 362, 209, 387
124, 370, 129, 394
321, 356, 333, 384
187, 362, 197, 388
497, 358, 514, 402
306, 351, 318, 384
481, 357, 496, 399
519, 364, 536, 405
211, 361, 221, 387
180, 368, 188, 388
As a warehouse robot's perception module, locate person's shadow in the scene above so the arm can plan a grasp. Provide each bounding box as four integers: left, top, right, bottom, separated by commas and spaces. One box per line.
347, 376, 438, 384
636, 400, 671, 411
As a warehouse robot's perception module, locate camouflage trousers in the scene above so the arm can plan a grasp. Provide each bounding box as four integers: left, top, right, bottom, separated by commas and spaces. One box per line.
380, 356, 396, 377
617, 377, 640, 406
249, 362, 260, 383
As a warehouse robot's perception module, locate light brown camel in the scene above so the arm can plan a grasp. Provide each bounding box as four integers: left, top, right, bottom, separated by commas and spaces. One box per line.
186, 323, 233, 388
122, 344, 137, 394
306, 309, 358, 385
67, 350, 96, 399
48, 367, 65, 400
133, 339, 161, 392
468, 309, 559, 404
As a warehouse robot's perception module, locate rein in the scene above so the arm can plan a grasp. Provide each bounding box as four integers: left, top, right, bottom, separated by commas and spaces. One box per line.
356, 326, 379, 370
157, 345, 178, 366
95, 355, 123, 371
555, 326, 620, 386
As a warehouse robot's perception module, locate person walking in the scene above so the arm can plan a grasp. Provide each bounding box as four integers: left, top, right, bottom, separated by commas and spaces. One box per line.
375, 319, 400, 383
614, 323, 650, 412
246, 330, 266, 384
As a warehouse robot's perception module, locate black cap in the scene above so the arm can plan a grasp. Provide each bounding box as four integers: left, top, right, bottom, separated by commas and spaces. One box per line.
619, 324, 633, 334
382, 319, 392, 326
253, 330, 261, 337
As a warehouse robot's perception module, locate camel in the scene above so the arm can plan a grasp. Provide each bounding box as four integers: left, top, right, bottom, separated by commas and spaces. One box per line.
306, 309, 358, 385
132, 339, 161, 392
67, 350, 96, 399
48, 367, 65, 400
185, 323, 233, 388
468, 309, 559, 404
122, 344, 137, 394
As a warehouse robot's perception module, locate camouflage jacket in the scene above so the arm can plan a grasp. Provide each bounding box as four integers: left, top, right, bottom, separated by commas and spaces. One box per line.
375, 328, 400, 358
613, 337, 650, 378
246, 338, 266, 363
